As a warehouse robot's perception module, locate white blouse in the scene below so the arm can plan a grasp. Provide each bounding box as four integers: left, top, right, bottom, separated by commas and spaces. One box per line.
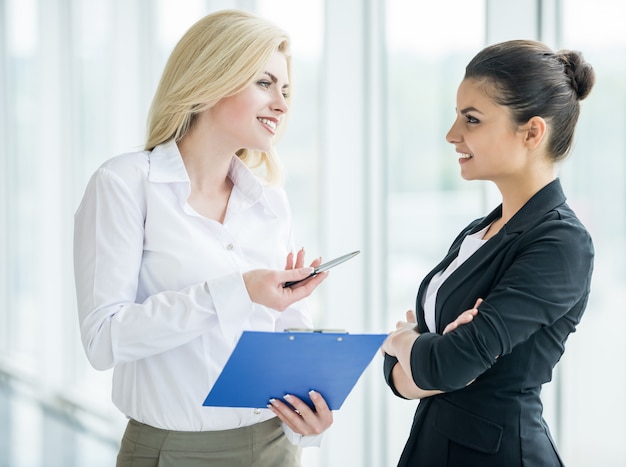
74, 140, 318, 445
423, 225, 490, 332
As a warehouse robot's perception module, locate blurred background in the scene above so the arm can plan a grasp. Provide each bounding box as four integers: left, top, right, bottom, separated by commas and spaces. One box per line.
1, 0, 625, 465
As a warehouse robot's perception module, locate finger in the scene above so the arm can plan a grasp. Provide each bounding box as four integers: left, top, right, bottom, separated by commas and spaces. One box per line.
395, 320, 407, 330
442, 323, 454, 334
308, 390, 333, 428
308, 390, 330, 414
381, 335, 392, 356
443, 319, 462, 334
294, 247, 305, 269
405, 309, 417, 323
284, 393, 311, 417
474, 297, 483, 308
463, 308, 479, 319
286, 270, 327, 296
284, 251, 294, 270
457, 310, 477, 325
443, 309, 478, 334
267, 397, 301, 430
279, 272, 327, 309
268, 395, 308, 434
309, 256, 322, 268
443, 314, 462, 334
281, 267, 315, 285
286, 392, 331, 435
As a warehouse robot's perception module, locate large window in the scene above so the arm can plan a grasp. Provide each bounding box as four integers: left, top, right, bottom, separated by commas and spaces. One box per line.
384, 1, 486, 463
555, 1, 626, 464
1, 1, 624, 466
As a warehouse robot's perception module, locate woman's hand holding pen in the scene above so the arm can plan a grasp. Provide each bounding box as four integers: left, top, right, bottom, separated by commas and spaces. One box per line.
242, 248, 328, 311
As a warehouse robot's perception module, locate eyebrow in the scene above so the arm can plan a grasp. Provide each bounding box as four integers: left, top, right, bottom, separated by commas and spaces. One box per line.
263, 71, 289, 89
460, 106, 482, 114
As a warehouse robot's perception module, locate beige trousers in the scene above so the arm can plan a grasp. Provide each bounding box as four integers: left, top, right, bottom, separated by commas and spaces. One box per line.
116, 417, 302, 467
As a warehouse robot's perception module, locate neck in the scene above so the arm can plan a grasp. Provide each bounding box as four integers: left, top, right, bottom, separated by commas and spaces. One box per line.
497, 170, 556, 222
177, 120, 236, 193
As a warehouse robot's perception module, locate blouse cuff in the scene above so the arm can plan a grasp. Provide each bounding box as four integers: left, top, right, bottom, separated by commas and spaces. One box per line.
206, 272, 254, 342
282, 422, 324, 447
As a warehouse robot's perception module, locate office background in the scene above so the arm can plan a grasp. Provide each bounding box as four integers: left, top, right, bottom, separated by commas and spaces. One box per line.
1, 0, 624, 465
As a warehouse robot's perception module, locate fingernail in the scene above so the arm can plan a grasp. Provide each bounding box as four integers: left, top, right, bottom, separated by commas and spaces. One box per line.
309, 390, 318, 398
284, 394, 293, 401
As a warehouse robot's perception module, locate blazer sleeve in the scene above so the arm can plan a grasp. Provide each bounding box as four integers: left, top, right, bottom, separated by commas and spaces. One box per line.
383, 354, 411, 399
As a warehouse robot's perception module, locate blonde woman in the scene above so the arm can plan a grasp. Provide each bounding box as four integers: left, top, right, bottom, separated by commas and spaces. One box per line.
74, 10, 332, 467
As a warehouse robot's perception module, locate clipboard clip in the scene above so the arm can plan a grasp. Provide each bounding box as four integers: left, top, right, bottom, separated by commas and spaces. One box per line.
284, 328, 347, 334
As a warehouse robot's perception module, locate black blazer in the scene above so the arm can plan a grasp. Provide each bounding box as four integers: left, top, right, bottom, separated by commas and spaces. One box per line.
384, 179, 593, 467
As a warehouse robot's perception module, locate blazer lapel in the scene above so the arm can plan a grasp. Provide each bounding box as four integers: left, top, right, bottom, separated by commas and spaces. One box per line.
418, 179, 567, 334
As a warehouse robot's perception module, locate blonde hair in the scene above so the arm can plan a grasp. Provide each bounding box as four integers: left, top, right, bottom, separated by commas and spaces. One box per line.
145, 9, 292, 183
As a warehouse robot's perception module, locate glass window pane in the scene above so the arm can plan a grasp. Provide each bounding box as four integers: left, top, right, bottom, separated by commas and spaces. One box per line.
385, 0, 485, 462
4, 0, 41, 367
386, 0, 486, 302
258, 0, 324, 320
556, 2, 626, 465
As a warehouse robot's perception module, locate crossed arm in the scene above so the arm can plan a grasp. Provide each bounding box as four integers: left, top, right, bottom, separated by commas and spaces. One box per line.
381, 298, 482, 399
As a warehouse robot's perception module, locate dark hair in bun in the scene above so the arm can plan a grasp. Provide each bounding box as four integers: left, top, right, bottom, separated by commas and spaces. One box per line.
464, 39, 595, 162
556, 50, 595, 101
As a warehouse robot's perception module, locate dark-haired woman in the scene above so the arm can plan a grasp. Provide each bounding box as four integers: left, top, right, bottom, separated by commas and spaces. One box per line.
382, 40, 595, 466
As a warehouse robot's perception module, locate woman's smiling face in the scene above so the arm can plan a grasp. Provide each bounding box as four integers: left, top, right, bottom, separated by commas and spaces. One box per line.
205, 50, 290, 153
446, 78, 529, 183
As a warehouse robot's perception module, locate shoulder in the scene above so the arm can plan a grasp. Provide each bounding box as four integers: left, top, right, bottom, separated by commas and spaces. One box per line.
96, 149, 150, 185
512, 204, 594, 281
87, 150, 151, 201
81, 150, 151, 215
543, 202, 594, 253
507, 179, 593, 255
530, 200, 592, 245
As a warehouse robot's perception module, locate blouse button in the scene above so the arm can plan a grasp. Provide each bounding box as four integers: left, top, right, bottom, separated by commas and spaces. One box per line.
226, 243, 234, 250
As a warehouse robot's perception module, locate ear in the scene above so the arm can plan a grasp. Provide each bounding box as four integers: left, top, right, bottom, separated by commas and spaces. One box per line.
523, 116, 547, 149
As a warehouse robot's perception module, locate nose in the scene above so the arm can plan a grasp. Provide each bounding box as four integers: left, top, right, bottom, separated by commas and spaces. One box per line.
273, 91, 289, 114
446, 117, 461, 144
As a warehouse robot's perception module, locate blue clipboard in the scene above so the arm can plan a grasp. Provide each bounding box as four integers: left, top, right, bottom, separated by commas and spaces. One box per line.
203, 330, 387, 410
